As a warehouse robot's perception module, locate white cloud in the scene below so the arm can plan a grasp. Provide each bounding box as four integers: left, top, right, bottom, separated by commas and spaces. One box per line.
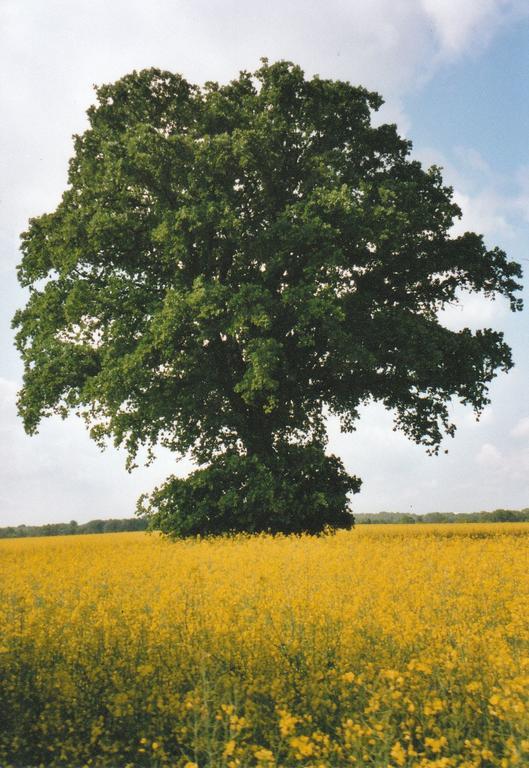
451, 188, 513, 240
0, 377, 17, 410
413, 144, 517, 243
454, 147, 492, 176
420, 0, 529, 57
511, 416, 529, 438
511, 165, 529, 224
463, 406, 494, 428
327, 400, 529, 515
438, 292, 510, 332
0, 376, 193, 527
474, 438, 529, 488
476, 442, 503, 467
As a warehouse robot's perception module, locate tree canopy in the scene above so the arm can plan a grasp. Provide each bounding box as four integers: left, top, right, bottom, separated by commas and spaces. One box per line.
13, 60, 523, 535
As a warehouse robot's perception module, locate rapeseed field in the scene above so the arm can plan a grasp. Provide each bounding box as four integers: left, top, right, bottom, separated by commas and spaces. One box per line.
0, 524, 528, 768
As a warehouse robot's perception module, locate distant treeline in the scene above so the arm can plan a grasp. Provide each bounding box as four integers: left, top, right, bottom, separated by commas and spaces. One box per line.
355, 509, 529, 524
1, 509, 529, 538
0, 518, 148, 539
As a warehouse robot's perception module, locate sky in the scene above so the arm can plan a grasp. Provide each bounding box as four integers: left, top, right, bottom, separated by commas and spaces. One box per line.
1, 0, 529, 525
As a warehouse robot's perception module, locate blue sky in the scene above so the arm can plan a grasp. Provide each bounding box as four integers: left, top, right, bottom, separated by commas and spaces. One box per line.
409, 20, 529, 177
1, 0, 529, 524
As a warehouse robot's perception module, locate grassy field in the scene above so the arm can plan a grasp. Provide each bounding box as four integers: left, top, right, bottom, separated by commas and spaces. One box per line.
1, 524, 528, 767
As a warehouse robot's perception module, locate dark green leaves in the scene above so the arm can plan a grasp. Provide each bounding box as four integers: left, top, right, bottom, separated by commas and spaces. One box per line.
139, 444, 360, 536
13, 60, 523, 534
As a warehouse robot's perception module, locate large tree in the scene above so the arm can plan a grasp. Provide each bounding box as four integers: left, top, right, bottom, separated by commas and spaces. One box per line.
13, 61, 522, 535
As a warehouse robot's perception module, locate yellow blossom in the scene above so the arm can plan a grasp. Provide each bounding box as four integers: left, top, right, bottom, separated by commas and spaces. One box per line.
390, 741, 406, 766
0, 523, 528, 765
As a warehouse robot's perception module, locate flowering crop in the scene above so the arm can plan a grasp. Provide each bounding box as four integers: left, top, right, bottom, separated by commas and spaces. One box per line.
0, 523, 528, 767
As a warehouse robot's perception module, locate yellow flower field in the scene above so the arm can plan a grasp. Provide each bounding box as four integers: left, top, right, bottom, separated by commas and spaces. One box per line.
0, 524, 528, 767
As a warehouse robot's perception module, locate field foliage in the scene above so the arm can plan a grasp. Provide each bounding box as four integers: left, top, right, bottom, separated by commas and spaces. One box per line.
1, 524, 528, 767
